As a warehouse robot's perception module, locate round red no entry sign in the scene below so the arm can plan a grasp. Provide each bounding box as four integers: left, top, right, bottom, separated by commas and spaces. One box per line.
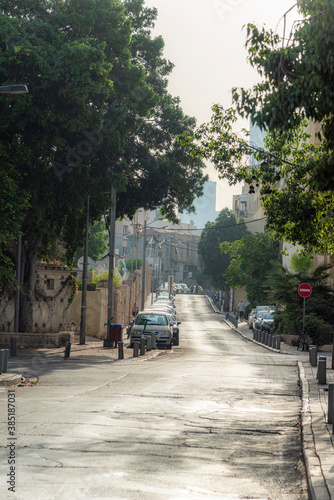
298, 283, 312, 298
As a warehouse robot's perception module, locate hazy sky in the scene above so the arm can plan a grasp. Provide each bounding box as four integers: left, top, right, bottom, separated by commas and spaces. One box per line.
144, 0, 298, 209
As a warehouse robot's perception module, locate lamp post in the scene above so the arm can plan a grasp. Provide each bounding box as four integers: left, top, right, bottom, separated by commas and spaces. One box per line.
0, 84, 28, 94
141, 219, 148, 311
2, 83, 30, 333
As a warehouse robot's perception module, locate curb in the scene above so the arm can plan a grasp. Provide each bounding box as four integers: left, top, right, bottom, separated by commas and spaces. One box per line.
298, 361, 331, 500
0, 373, 23, 387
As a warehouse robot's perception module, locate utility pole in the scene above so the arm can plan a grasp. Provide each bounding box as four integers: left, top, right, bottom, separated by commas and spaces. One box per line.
106, 187, 116, 342
14, 233, 22, 332
80, 195, 90, 345
141, 219, 147, 311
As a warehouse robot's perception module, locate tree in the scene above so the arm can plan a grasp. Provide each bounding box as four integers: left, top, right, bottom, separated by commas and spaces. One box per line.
267, 255, 334, 346
196, 1, 334, 253
231, 1, 334, 190
73, 220, 109, 264
198, 107, 334, 254
197, 209, 248, 310
221, 233, 280, 307
0, 0, 206, 331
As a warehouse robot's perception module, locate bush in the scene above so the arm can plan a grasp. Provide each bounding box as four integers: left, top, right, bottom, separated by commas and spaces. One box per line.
305, 313, 334, 346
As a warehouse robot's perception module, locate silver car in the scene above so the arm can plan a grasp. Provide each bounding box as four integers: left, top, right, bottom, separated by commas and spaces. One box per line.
129, 311, 173, 349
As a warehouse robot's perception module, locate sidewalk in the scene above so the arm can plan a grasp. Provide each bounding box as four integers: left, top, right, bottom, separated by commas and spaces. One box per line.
223, 313, 334, 500
0, 333, 165, 387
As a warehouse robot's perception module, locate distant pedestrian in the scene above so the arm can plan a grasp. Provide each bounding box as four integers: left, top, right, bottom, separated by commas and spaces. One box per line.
195, 284, 198, 294
132, 303, 139, 317
191, 285, 194, 294
237, 300, 245, 321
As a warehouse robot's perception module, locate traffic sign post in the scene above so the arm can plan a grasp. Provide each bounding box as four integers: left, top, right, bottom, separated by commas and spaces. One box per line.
298, 283, 312, 298
298, 283, 312, 351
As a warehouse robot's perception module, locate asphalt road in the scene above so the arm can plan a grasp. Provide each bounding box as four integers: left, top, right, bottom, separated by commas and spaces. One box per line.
0, 294, 309, 500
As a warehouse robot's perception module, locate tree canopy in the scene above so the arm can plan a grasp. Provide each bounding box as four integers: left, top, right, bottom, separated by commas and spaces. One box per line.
197, 208, 248, 290
221, 233, 280, 307
0, 0, 207, 330
198, 109, 334, 254
196, 0, 334, 255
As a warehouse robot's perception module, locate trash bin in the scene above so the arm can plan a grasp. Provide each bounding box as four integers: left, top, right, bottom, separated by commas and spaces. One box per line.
109, 324, 123, 346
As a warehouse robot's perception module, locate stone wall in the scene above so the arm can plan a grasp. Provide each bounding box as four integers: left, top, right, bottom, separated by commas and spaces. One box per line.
0, 264, 73, 333
0, 331, 74, 349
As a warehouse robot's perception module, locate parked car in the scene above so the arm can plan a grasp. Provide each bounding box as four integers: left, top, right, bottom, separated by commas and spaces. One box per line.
129, 311, 173, 349
254, 309, 273, 330
178, 283, 189, 294
260, 310, 276, 334
148, 304, 175, 315
253, 305, 271, 329
248, 308, 256, 329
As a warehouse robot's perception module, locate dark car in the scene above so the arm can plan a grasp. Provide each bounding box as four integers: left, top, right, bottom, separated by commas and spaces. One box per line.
252, 305, 271, 329
254, 309, 272, 330
260, 310, 276, 334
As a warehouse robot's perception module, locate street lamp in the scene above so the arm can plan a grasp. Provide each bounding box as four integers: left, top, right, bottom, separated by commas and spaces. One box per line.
0, 84, 29, 94
2, 83, 30, 333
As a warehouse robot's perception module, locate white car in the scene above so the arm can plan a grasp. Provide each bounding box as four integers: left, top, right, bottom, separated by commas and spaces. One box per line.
129, 311, 173, 349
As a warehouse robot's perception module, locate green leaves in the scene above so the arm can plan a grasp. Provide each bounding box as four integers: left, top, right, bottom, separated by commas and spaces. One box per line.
198, 209, 249, 289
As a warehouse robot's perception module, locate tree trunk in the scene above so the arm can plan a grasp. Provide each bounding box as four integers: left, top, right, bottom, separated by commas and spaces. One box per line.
19, 235, 42, 332
223, 283, 230, 312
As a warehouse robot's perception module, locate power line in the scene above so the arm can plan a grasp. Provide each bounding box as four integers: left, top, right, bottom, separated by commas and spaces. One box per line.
161, 217, 267, 232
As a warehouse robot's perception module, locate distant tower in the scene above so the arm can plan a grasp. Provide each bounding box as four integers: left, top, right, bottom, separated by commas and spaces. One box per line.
180, 181, 218, 228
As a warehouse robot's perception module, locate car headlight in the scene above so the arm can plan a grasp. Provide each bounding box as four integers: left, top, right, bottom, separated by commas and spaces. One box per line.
132, 329, 142, 335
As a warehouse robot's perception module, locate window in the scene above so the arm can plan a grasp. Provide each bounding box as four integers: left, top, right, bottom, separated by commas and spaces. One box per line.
46, 279, 54, 290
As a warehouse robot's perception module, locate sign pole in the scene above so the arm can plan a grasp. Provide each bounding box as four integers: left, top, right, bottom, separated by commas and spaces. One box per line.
298, 283, 312, 351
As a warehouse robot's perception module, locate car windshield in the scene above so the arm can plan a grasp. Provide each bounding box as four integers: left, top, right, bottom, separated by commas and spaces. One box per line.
135, 314, 168, 326
263, 312, 275, 320
257, 310, 269, 319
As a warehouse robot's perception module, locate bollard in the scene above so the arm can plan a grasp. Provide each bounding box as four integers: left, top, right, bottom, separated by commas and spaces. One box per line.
64, 341, 71, 359
317, 356, 327, 379
309, 345, 315, 363
10, 337, 17, 357
253, 329, 256, 340
133, 341, 139, 357
2, 349, 8, 373
310, 347, 317, 367
276, 335, 281, 350
140, 336, 146, 356
318, 359, 327, 385
328, 383, 334, 424
261, 331, 265, 344
0, 350, 3, 375
118, 341, 124, 360
146, 335, 152, 351
150, 333, 157, 349
272, 336, 277, 349
268, 334, 272, 347
264, 332, 269, 345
